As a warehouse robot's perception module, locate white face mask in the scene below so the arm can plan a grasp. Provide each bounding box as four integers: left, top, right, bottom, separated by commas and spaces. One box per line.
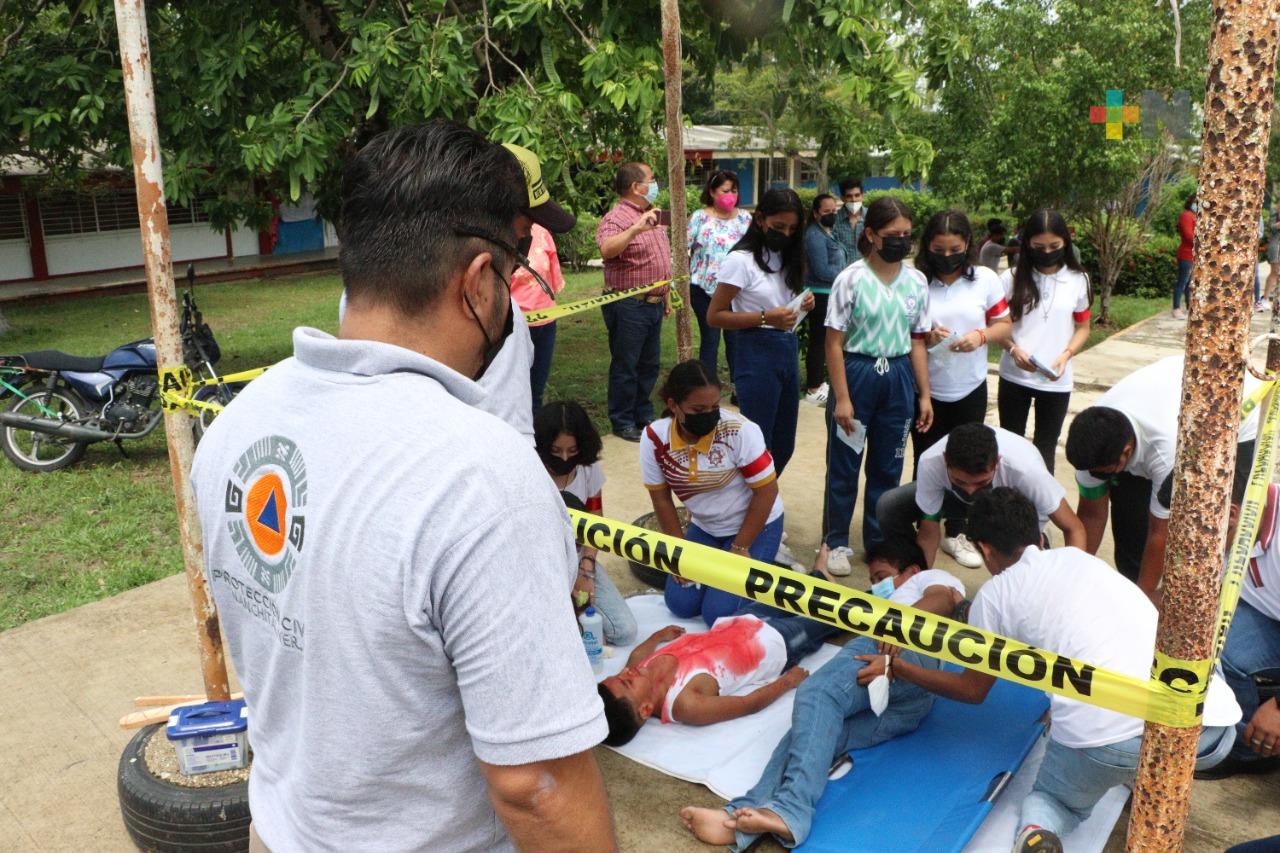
867, 660, 891, 716
845, 201, 863, 215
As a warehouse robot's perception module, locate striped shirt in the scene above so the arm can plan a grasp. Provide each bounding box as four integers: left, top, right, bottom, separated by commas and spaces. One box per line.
596, 199, 672, 295
639, 410, 783, 538
825, 260, 930, 358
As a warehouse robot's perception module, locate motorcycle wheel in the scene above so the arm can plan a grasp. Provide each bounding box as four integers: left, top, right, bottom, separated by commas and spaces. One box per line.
1, 384, 90, 472
191, 382, 242, 442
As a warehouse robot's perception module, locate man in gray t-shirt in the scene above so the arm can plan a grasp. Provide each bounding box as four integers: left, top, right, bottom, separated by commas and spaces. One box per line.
193, 121, 614, 852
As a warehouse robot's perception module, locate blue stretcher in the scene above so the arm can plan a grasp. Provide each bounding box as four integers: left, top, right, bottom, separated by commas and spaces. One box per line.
798, 671, 1050, 853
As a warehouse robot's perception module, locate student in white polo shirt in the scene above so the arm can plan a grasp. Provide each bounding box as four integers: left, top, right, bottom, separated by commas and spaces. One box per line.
707, 187, 814, 475
877, 423, 1085, 568
642, 360, 784, 626
914, 210, 1011, 473
890, 488, 1240, 853
996, 209, 1092, 473
1066, 354, 1260, 594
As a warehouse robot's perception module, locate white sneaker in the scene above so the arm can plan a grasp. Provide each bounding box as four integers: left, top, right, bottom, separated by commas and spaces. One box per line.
775, 541, 798, 565
804, 382, 829, 406
1257, 299, 1273, 312
1171, 308, 1187, 320
826, 546, 855, 576
942, 534, 984, 569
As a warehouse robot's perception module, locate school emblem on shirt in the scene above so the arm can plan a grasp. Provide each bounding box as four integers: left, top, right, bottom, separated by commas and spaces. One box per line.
224, 435, 307, 594
708, 447, 725, 467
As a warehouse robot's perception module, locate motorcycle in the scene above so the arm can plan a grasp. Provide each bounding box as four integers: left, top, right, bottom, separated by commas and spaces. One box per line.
0, 265, 237, 472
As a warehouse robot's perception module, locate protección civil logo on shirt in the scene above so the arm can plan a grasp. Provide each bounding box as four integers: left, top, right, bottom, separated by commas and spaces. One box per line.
224, 435, 307, 594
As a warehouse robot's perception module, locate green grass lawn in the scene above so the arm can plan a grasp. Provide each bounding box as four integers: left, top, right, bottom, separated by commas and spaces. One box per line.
0, 271, 1163, 630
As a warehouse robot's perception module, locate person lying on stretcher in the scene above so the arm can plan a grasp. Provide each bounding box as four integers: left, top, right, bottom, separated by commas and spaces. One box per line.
596, 604, 841, 746
680, 539, 966, 851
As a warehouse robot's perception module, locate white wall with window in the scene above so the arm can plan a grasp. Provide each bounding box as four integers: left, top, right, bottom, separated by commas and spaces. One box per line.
38, 187, 257, 277
0, 194, 32, 280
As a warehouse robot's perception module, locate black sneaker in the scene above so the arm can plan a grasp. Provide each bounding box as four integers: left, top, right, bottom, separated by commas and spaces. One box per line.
1015, 825, 1063, 853
616, 426, 644, 443
1194, 755, 1280, 781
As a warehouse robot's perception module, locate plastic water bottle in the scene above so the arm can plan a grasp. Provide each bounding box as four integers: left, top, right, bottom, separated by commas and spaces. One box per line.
580, 607, 604, 674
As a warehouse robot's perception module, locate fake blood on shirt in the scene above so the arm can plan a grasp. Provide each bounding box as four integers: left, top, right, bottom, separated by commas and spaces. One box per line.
639, 616, 770, 723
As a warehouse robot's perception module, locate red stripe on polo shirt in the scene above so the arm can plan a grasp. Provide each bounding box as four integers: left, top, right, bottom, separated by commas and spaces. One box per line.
1072, 309, 1091, 323
740, 450, 774, 479
585, 496, 603, 513
986, 298, 1010, 321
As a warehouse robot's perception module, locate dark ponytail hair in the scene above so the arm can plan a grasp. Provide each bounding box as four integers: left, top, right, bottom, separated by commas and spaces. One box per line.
658, 359, 721, 416
808, 193, 837, 228
857, 196, 915, 257
729, 187, 806, 294
1010, 208, 1089, 322
916, 209, 975, 282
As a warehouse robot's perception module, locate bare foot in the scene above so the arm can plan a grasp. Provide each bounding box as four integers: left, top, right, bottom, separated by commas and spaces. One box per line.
679, 806, 736, 846
732, 806, 794, 842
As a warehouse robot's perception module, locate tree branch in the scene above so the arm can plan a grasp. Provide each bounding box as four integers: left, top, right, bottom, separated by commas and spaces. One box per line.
1168, 0, 1182, 68
1, 0, 51, 60
299, 64, 350, 126
556, 0, 595, 49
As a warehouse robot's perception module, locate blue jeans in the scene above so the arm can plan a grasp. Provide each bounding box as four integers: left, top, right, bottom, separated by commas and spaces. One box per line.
1173, 258, 1192, 309
527, 320, 557, 413
588, 558, 638, 646
737, 599, 841, 669
734, 328, 801, 473
1228, 836, 1280, 852
1020, 724, 1235, 839
726, 636, 939, 850
602, 297, 663, 431
665, 515, 785, 626
823, 354, 916, 550
1220, 598, 1280, 761
690, 286, 736, 380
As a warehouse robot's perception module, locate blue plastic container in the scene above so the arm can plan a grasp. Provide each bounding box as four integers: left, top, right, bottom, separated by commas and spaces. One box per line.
165, 699, 249, 775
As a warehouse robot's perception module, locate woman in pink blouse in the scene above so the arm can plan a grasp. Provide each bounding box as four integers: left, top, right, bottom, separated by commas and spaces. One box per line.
510, 222, 567, 412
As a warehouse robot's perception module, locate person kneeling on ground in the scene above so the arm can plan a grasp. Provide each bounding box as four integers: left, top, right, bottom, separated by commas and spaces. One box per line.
597, 606, 840, 746
538, 399, 638, 645
888, 487, 1241, 853
680, 540, 965, 850
642, 360, 788, 626
877, 422, 1084, 569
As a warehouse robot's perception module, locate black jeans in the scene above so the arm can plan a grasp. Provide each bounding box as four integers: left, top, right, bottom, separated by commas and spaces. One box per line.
911, 381, 988, 474
803, 291, 830, 390
997, 377, 1071, 473
602, 297, 663, 431
1109, 472, 1152, 583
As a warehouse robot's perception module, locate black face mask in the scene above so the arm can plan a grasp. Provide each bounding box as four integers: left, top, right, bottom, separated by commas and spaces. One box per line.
468, 270, 514, 382
1029, 246, 1065, 269
819, 213, 837, 229
680, 407, 720, 438
763, 228, 790, 252
541, 452, 578, 476
928, 250, 967, 275
877, 235, 914, 263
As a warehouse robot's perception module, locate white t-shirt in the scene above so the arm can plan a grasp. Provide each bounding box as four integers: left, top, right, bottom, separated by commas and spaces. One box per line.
640, 409, 783, 538
969, 546, 1240, 749
340, 289, 534, 442
718, 248, 796, 315
564, 461, 605, 513
642, 614, 788, 724
191, 328, 604, 852
1075, 356, 1261, 519
916, 427, 1065, 530
889, 568, 967, 606
927, 267, 1010, 402
1242, 483, 1280, 620
998, 268, 1091, 392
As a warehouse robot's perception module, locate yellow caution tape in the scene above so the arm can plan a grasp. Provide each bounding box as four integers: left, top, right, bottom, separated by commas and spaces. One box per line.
524, 276, 688, 324
567, 509, 1207, 727
1214, 378, 1280, 661
157, 365, 193, 413
158, 365, 272, 416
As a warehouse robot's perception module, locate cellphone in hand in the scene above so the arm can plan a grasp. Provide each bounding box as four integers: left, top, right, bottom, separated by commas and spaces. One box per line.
1029, 354, 1062, 381
655, 209, 671, 226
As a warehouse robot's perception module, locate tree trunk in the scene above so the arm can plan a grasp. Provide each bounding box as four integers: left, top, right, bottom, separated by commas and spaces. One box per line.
1126, 0, 1280, 848
661, 0, 692, 362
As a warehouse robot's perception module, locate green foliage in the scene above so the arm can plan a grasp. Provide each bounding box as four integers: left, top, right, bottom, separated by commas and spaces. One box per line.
1077, 233, 1180, 299
557, 213, 601, 272
1148, 175, 1199, 238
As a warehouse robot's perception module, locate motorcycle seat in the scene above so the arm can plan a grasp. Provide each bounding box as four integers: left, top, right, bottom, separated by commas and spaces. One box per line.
19, 350, 107, 372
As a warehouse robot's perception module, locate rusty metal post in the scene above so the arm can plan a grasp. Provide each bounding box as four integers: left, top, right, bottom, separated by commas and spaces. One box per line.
114, 0, 230, 701
1127, 1, 1280, 847
660, 0, 693, 363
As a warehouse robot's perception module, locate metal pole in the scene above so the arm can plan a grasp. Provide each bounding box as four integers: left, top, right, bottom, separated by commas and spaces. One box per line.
1127, 0, 1280, 846
660, 0, 693, 363
114, 0, 230, 702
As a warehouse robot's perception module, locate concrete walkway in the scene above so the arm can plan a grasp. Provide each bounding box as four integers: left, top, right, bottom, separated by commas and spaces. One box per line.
2, 306, 1278, 851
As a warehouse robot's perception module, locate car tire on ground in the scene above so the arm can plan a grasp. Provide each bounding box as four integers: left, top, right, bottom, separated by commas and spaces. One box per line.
628, 508, 690, 589
117, 723, 251, 853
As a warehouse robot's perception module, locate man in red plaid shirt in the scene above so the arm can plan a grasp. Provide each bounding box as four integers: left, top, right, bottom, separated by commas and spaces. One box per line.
596, 161, 672, 442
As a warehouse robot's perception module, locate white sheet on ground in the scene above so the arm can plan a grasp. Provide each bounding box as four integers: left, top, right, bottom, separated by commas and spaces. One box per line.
603, 595, 1128, 852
